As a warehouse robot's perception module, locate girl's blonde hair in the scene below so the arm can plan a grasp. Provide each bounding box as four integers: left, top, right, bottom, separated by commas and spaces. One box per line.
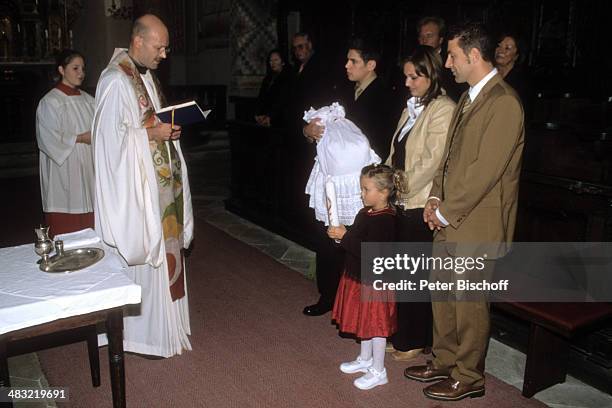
361, 164, 404, 201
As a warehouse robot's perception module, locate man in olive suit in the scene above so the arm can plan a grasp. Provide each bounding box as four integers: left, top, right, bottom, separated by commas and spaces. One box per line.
403, 21, 525, 401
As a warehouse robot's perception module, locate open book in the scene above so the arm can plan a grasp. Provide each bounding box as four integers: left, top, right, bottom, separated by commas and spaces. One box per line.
156, 101, 212, 126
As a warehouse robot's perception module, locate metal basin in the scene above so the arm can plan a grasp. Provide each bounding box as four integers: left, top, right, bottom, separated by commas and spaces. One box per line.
40, 248, 105, 273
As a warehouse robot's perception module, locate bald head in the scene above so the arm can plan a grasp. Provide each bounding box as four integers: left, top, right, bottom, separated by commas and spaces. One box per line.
131, 14, 167, 42
128, 14, 169, 70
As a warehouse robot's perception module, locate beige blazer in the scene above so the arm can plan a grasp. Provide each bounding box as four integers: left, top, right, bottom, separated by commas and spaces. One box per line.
386, 95, 455, 209
430, 74, 525, 258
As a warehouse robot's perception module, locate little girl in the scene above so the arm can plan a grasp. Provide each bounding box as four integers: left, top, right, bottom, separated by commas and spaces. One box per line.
327, 164, 398, 390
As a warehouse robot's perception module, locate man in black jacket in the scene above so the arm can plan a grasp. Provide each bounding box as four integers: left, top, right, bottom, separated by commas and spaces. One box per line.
291, 32, 332, 117
302, 38, 399, 317
285, 33, 334, 237
304, 37, 399, 160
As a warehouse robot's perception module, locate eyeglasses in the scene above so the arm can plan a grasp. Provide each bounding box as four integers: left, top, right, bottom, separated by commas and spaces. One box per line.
154, 45, 171, 54
145, 41, 171, 55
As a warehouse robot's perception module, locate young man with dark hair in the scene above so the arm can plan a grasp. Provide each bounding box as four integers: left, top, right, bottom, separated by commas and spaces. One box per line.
303, 37, 398, 160
404, 21, 524, 401
301, 37, 399, 317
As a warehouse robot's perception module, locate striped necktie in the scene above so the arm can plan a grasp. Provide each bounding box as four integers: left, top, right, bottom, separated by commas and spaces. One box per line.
460, 95, 472, 116
354, 85, 363, 100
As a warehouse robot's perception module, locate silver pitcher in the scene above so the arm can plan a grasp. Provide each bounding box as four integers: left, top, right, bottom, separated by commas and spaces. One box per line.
34, 225, 54, 266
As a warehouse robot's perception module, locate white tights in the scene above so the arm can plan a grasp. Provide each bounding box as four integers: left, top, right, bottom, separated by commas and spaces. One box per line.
359, 337, 386, 372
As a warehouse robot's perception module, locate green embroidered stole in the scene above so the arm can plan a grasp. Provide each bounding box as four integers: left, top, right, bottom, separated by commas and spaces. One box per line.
114, 51, 185, 301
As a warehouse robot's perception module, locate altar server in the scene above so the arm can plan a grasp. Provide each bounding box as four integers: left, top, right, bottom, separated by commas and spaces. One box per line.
36, 49, 95, 237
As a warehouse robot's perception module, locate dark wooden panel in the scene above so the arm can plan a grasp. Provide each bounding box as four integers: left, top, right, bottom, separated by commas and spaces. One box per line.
0, 63, 55, 143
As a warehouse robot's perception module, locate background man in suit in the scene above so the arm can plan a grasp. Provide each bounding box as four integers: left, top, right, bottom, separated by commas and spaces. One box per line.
291, 32, 332, 114
403, 21, 525, 401
286, 32, 333, 238
417, 16, 445, 54
417, 16, 464, 103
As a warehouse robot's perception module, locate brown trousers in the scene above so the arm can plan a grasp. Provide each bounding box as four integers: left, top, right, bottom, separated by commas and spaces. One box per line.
430, 246, 494, 387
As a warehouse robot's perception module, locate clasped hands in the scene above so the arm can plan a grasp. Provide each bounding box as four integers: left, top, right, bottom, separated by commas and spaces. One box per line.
423, 198, 446, 231
147, 122, 181, 142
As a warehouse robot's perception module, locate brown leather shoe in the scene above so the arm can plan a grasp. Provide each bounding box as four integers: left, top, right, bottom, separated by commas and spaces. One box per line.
391, 348, 423, 361
423, 378, 485, 401
403, 361, 450, 382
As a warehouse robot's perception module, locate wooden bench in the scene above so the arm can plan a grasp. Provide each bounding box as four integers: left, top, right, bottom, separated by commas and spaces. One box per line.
494, 302, 612, 397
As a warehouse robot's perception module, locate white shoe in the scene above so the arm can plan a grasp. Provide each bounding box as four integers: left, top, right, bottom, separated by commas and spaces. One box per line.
353, 367, 388, 390
339, 356, 373, 374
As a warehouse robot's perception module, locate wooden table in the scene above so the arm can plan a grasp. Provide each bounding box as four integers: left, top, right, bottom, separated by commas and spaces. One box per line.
0, 242, 141, 407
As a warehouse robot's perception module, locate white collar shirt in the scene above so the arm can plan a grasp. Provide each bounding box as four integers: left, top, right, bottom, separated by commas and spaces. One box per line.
468, 67, 498, 103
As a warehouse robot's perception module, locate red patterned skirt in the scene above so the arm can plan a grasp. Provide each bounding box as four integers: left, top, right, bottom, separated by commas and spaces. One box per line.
332, 273, 397, 339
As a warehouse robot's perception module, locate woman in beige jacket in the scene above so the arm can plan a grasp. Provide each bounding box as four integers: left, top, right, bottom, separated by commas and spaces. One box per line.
385, 45, 455, 361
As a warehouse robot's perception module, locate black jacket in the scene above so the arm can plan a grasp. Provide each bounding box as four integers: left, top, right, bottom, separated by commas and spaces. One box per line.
341, 207, 397, 282
256, 68, 292, 127
338, 77, 402, 160
291, 52, 334, 119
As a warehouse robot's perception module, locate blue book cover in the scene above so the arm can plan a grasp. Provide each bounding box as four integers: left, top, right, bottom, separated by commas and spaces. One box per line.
156, 101, 211, 126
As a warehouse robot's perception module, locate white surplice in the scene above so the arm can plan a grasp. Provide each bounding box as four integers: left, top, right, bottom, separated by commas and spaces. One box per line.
92, 49, 194, 358
36, 88, 95, 213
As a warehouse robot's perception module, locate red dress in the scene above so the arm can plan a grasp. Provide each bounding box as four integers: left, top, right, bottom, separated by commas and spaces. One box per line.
332, 207, 397, 339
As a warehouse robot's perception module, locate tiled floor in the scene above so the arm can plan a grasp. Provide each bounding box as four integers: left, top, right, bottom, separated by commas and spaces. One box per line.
7, 354, 55, 408
6, 131, 612, 407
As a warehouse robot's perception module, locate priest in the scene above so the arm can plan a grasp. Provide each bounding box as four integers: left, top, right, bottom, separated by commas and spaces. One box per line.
92, 14, 194, 358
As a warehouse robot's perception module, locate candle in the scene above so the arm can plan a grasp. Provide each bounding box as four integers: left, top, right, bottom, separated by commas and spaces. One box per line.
325, 177, 341, 243
17, 24, 20, 33
58, 28, 61, 45
69, 30, 73, 48
44, 29, 48, 39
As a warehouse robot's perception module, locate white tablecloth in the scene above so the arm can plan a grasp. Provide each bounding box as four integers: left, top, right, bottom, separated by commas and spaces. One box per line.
0, 240, 141, 335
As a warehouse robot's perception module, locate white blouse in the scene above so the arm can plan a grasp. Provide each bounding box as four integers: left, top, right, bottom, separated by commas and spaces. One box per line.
36, 87, 95, 213
305, 103, 380, 226
397, 97, 425, 142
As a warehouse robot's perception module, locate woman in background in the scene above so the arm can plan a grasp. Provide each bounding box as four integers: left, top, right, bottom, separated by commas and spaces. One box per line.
36, 49, 95, 237
495, 33, 529, 103
254, 49, 291, 127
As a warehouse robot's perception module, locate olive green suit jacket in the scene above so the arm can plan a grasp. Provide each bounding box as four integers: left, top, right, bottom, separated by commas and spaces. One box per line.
429, 74, 525, 259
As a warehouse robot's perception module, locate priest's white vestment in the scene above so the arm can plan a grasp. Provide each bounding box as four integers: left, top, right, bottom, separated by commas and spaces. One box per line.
92, 48, 194, 357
